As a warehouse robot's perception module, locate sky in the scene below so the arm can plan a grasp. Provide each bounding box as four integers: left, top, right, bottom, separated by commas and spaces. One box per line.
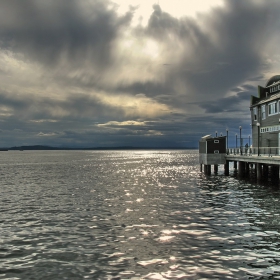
0, 0, 279, 148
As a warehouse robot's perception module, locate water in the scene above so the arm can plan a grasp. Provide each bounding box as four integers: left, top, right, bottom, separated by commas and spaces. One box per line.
1, 150, 280, 279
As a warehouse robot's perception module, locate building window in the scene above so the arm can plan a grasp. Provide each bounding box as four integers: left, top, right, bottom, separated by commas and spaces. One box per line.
268, 101, 277, 115
214, 140, 219, 143
214, 150, 219, 153
261, 105, 266, 119
253, 107, 257, 121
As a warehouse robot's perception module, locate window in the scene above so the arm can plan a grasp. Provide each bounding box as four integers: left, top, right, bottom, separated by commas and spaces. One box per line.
261, 105, 266, 119
214, 140, 219, 143
253, 107, 257, 121
214, 150, 219, 154
268, 102, 277, 115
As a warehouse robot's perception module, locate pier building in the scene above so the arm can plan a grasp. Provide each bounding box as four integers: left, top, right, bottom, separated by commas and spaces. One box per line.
251, 75, 280, 152
199, 75, 280, 183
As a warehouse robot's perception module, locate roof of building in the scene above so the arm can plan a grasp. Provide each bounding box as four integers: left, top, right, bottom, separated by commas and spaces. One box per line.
252, 92, 280, 106
200, 135, 226, 142
265, 75, 280, 87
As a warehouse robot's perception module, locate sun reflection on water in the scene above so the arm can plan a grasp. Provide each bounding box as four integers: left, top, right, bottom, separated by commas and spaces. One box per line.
1, 150, 280, 279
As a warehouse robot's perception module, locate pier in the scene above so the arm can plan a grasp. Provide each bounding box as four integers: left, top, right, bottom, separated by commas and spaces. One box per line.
199, 75, 280, 184
200, 147, 280, 184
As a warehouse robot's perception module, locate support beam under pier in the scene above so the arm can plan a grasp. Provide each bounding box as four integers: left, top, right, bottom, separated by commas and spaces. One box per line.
204, 165, 211, 175
271, 165, 279, 183
263, 164, 269, 182
245, 162, 250, 176
214, 165, 218, 174
256, 163, 262, 181
238, 161, 245, 178
224, 161, 229, 176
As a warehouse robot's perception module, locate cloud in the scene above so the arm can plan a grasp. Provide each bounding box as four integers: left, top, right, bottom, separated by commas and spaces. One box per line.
0, 0, 278, 147
0, 0, 134, 70
37, 132, 59, 137
98, 120, 146, 127
141, 1, 270, 101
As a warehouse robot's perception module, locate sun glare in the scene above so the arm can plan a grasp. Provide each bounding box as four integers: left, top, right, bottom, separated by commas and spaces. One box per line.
112, 0, 224, 26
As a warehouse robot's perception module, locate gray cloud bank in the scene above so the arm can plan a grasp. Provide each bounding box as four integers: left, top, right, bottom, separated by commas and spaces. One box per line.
0, 0, 279, 147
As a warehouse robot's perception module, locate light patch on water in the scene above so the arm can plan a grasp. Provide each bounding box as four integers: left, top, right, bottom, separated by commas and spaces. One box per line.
138, 259, 169, 267
157, 235, 176, 242
2, 150, 280, 279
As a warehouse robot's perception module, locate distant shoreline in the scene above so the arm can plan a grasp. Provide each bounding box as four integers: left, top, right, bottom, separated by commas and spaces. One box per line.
4, 145, 198, 151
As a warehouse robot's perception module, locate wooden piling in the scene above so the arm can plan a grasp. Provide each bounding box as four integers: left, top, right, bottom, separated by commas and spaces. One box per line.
263, 164, 269, 181
256, 163, 262, 181
224, 161, 229, 176
271, 165, 279, 183
214, 165, 218, 174
238, 161, 245, 178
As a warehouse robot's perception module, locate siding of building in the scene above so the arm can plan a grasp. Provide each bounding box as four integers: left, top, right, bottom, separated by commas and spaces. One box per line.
251, 76, 280, 150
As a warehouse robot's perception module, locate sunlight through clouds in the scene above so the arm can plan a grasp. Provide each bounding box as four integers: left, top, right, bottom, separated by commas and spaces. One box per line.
113, 0, 224, 26
98, 121, 146, 126
95, 92, 171, 118
0, 0, 277, 147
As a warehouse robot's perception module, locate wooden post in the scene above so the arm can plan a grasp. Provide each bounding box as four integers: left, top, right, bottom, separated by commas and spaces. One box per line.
245, 162, 250, 177
224, 160, 229, 176
256, 163, 262, 181
238, 161, 245, 178
271, 165, 279, 183
263, 164, 269, 181
207, 165, 211, 175
200, 164, 203, 172
214, 165, 218, 174
204, 164, 207, 174
234, 161, 237, 169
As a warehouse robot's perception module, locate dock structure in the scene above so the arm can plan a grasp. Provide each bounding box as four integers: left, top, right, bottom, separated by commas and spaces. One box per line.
200, 147, 280, 183
199, 135, 227, 175
199, 75, 280, 183
225, 152, 280, 182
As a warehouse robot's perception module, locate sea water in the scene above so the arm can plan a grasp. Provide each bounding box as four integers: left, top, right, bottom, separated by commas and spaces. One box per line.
1, 150, 280, 279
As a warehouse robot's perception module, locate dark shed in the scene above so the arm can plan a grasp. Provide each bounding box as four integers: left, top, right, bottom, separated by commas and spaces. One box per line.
199, 135, 226, 165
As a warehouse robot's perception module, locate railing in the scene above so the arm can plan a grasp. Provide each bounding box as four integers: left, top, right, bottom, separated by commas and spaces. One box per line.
227, 147, 280, 157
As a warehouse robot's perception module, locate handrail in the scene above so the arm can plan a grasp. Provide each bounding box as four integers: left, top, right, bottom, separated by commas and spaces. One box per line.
227, 147, 280, 156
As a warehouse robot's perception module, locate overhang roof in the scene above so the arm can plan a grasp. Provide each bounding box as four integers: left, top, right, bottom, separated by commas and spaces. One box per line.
251, 92, 280, 107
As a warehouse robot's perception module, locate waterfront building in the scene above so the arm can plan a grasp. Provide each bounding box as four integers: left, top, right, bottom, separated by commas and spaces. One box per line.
250, 75, 280, 152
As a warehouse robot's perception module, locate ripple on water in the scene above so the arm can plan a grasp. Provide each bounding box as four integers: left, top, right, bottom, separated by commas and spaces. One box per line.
1, 150, 280, 279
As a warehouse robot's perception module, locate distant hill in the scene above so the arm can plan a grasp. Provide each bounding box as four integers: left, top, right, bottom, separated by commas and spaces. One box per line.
7, 145, 198, 150
9, 145, 58, 150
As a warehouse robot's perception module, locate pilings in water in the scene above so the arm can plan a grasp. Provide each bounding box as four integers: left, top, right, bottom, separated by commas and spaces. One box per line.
202, 164, 211, 175
224, 161, 229, 176
238, 161, 245, 178
256, 163, 262, 181
214, 165, 218, 174
271, 165, 279, 184
200, 161, 229, 176
200, 157, 280, 185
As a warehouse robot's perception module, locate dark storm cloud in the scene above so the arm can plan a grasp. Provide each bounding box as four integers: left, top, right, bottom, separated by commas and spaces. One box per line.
0, 89, 125, 122
0, 0, 278, 147
97, 0, 280, 117
141, 0, 273, 101
0, 0, 133, 70
199, 83, 256, 113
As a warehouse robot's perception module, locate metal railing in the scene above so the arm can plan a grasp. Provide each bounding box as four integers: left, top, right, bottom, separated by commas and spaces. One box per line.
227, 147, 280, 157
